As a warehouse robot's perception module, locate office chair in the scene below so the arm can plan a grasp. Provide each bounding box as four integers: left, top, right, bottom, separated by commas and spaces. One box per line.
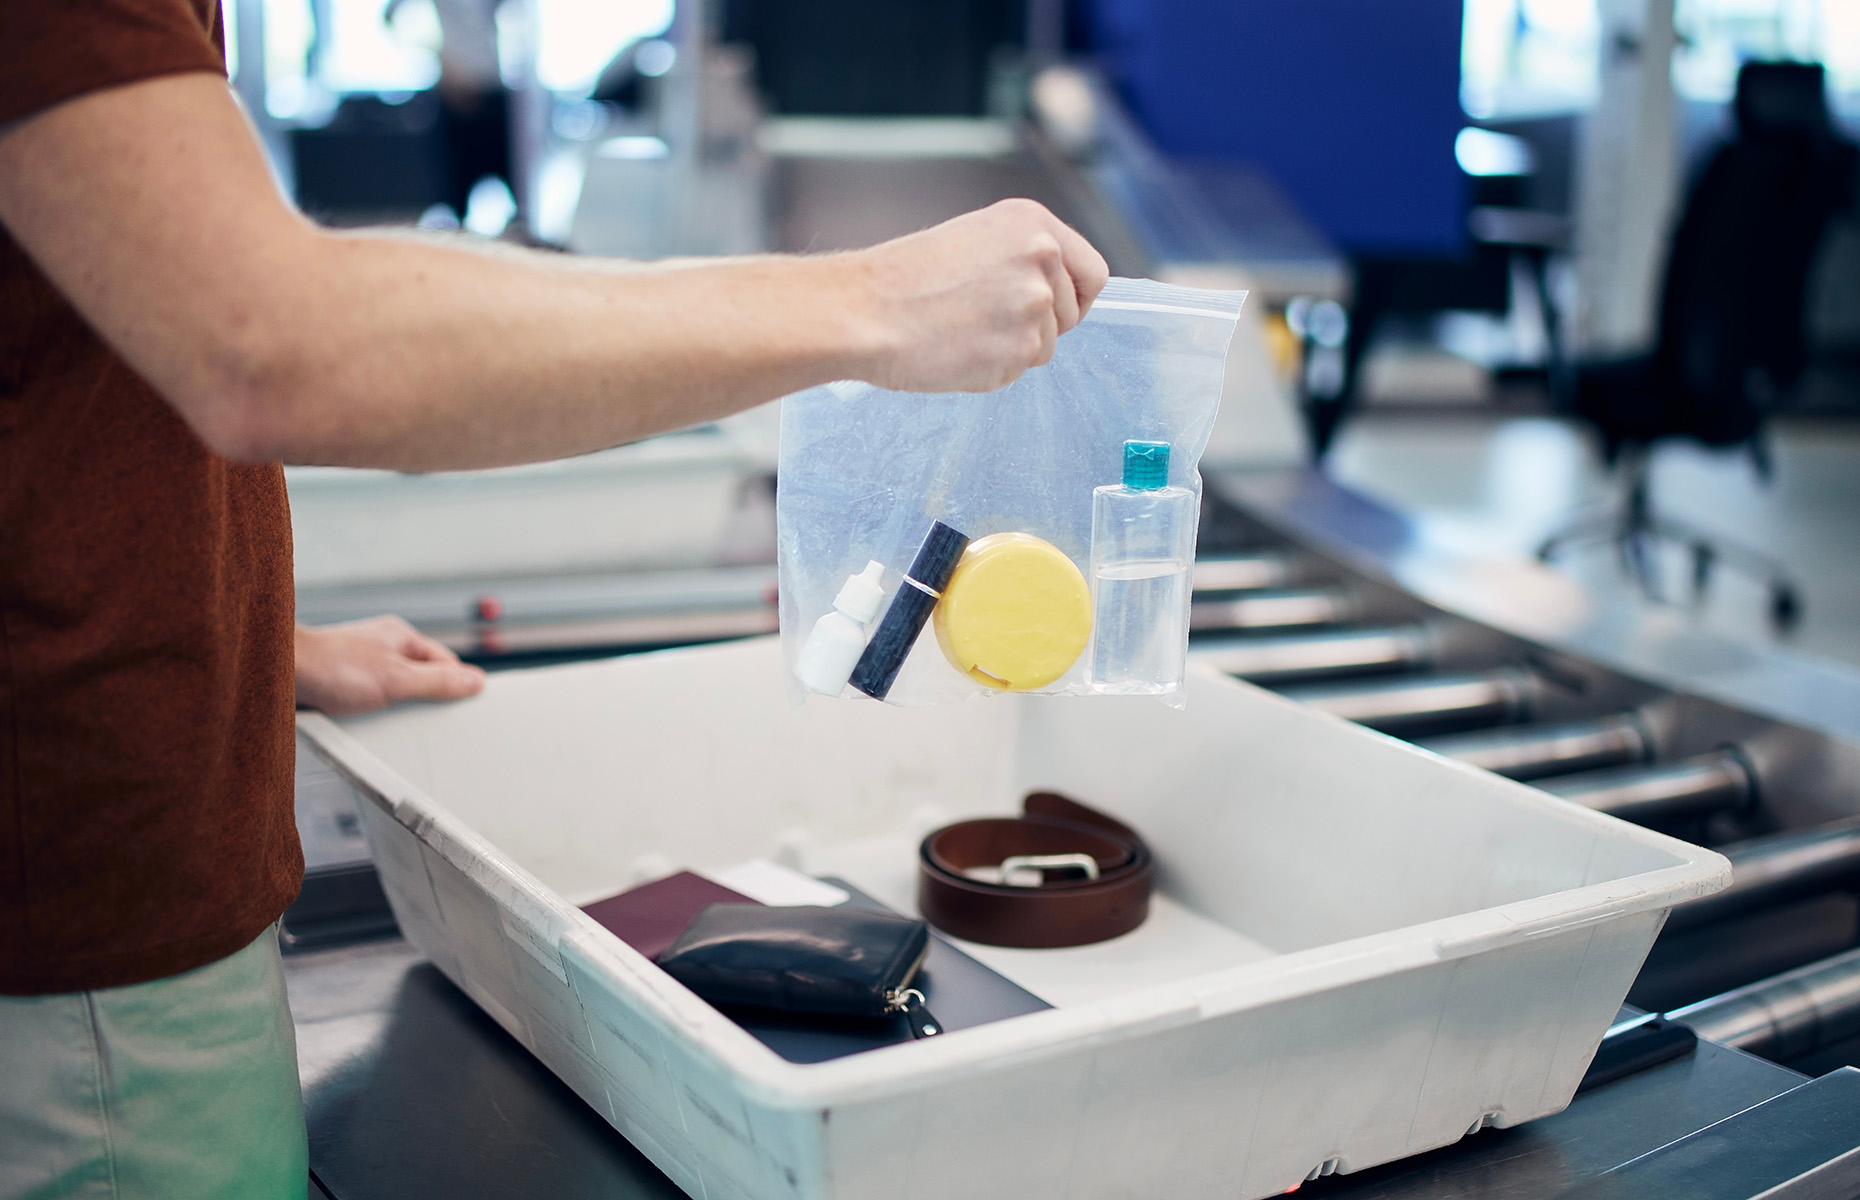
1538, 62, 1858, 627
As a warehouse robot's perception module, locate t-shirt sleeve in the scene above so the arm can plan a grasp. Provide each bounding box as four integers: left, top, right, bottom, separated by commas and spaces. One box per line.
0, 0, 226, 128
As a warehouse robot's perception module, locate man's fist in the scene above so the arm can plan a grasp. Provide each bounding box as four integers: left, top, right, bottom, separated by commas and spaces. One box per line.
294, 616, 486, 716
852, 199, 1110, 394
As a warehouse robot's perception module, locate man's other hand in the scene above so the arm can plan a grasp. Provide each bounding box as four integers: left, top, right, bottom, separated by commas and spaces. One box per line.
295, 617, 486, 716
855, 199, 1111, 394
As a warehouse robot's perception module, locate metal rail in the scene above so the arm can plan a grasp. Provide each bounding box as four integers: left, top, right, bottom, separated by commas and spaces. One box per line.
1419, 714, 1651, 782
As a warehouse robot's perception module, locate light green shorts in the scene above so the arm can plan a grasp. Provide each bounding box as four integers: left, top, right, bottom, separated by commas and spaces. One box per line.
0, 928, 308, 1200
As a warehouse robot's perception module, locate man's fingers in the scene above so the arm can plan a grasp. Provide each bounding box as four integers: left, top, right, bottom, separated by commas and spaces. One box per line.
387, 657, 486, 704
1037, 238, 1081, 337
1051, 219, 1109, 323
396, 628, 464, 664
369, 613, 465, 666
1034, 304, 1060, 368
858, 197, 1111, 394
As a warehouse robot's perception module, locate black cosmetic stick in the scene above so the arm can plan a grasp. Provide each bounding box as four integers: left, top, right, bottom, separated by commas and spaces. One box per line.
848, 521, 970, 700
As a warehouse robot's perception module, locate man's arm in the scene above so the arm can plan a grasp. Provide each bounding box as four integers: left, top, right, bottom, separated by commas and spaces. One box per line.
0, 73, 1107, 472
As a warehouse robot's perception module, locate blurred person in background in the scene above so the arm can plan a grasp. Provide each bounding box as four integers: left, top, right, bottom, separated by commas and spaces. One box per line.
0, 2, 1107, 1196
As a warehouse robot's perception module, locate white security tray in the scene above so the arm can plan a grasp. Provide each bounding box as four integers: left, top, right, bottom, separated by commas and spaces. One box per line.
298, 636, 1727, 1200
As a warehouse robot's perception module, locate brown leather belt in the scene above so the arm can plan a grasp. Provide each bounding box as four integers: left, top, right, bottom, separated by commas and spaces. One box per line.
917, 792, 1153, 948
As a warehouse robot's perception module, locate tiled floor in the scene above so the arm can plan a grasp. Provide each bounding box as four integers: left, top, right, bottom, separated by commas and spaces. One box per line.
1326, 412, 1860, 673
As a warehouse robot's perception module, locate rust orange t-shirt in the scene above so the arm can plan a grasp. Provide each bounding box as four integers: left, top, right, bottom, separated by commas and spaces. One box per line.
0, 0, 302, 993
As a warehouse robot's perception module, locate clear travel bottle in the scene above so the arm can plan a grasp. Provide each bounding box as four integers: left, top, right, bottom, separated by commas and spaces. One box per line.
1089, 440, 1196, 694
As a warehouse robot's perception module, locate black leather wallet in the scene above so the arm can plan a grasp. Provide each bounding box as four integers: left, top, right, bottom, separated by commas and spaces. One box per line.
656, 904, 943, 1038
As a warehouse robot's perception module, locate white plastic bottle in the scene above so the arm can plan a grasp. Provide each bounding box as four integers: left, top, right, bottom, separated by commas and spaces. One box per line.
794, 561, 887, 695
1089, 440, 1196, 693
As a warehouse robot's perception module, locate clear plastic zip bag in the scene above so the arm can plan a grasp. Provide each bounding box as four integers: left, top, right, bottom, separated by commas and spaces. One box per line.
777, 278, 1246, 708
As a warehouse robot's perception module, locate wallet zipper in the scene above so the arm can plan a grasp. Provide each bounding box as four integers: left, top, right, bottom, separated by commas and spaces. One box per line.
884, 939, 942, 1038
885, 988, 942, 1038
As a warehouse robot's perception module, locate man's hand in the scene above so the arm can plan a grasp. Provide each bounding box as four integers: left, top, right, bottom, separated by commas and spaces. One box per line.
853, 199, 1111, 394
295, 617, 486, 717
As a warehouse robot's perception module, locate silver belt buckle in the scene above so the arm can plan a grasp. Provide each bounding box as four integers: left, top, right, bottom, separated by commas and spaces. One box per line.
996, 853, 1101, 887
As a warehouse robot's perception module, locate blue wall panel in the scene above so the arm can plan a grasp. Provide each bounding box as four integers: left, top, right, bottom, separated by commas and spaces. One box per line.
1094, 0, 1468, 255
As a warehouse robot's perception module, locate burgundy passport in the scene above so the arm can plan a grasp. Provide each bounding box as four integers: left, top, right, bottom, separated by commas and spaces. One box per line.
580, 871, 757, 962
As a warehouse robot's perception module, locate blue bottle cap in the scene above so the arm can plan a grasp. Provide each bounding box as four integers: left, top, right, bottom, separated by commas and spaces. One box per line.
1122, 440, 1170, 490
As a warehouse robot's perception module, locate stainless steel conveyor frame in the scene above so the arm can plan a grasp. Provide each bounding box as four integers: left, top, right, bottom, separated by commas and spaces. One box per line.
1185, 469, 1860, 1078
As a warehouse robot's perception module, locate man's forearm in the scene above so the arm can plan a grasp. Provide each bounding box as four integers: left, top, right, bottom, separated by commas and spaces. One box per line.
0, 74, 879, 471
0, 72, 1106, 473
233, 232, 879, 470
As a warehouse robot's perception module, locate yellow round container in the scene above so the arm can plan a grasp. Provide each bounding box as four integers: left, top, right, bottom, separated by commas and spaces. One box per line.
933, 532, 1092, 691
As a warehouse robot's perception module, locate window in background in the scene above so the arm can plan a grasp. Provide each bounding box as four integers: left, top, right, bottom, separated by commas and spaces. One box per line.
1674, 0, 1860, 99
264, 0, 318, 118
248, 0, 674, 114
224, 0, 242, 78
535, 0, 673, 96
1464, 0, 1859, 119
1462, 0, 1602, 119
254, 0, 435, 119
227, 0, 677, 237
318, 0, 440, 94
387, 0, 445, 61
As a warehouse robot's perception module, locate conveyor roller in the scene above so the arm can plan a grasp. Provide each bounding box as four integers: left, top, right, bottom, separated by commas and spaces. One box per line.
1278, 668, 1540, 736
1191, 552, 1296, 593
1188, 625, 1432, 684
1672, 944, 1860, 1062
1541, 751, 1755, 825
1667, 815, 1860, 933
1188, 588, 1354, 634
1418, 714, 1651, 781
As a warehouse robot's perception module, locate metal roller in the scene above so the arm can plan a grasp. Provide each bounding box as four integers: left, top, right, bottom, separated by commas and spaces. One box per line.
1278, 668, 1539, 736
1187, 625, 1431, 684
1189, 588, 1355, 635
1191, 552, 1296, 593
1540, 750, 1755, 825
1417, 713, 1651, 781
1666, 815, 1860, 933
1672, 944, 1860, 1062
